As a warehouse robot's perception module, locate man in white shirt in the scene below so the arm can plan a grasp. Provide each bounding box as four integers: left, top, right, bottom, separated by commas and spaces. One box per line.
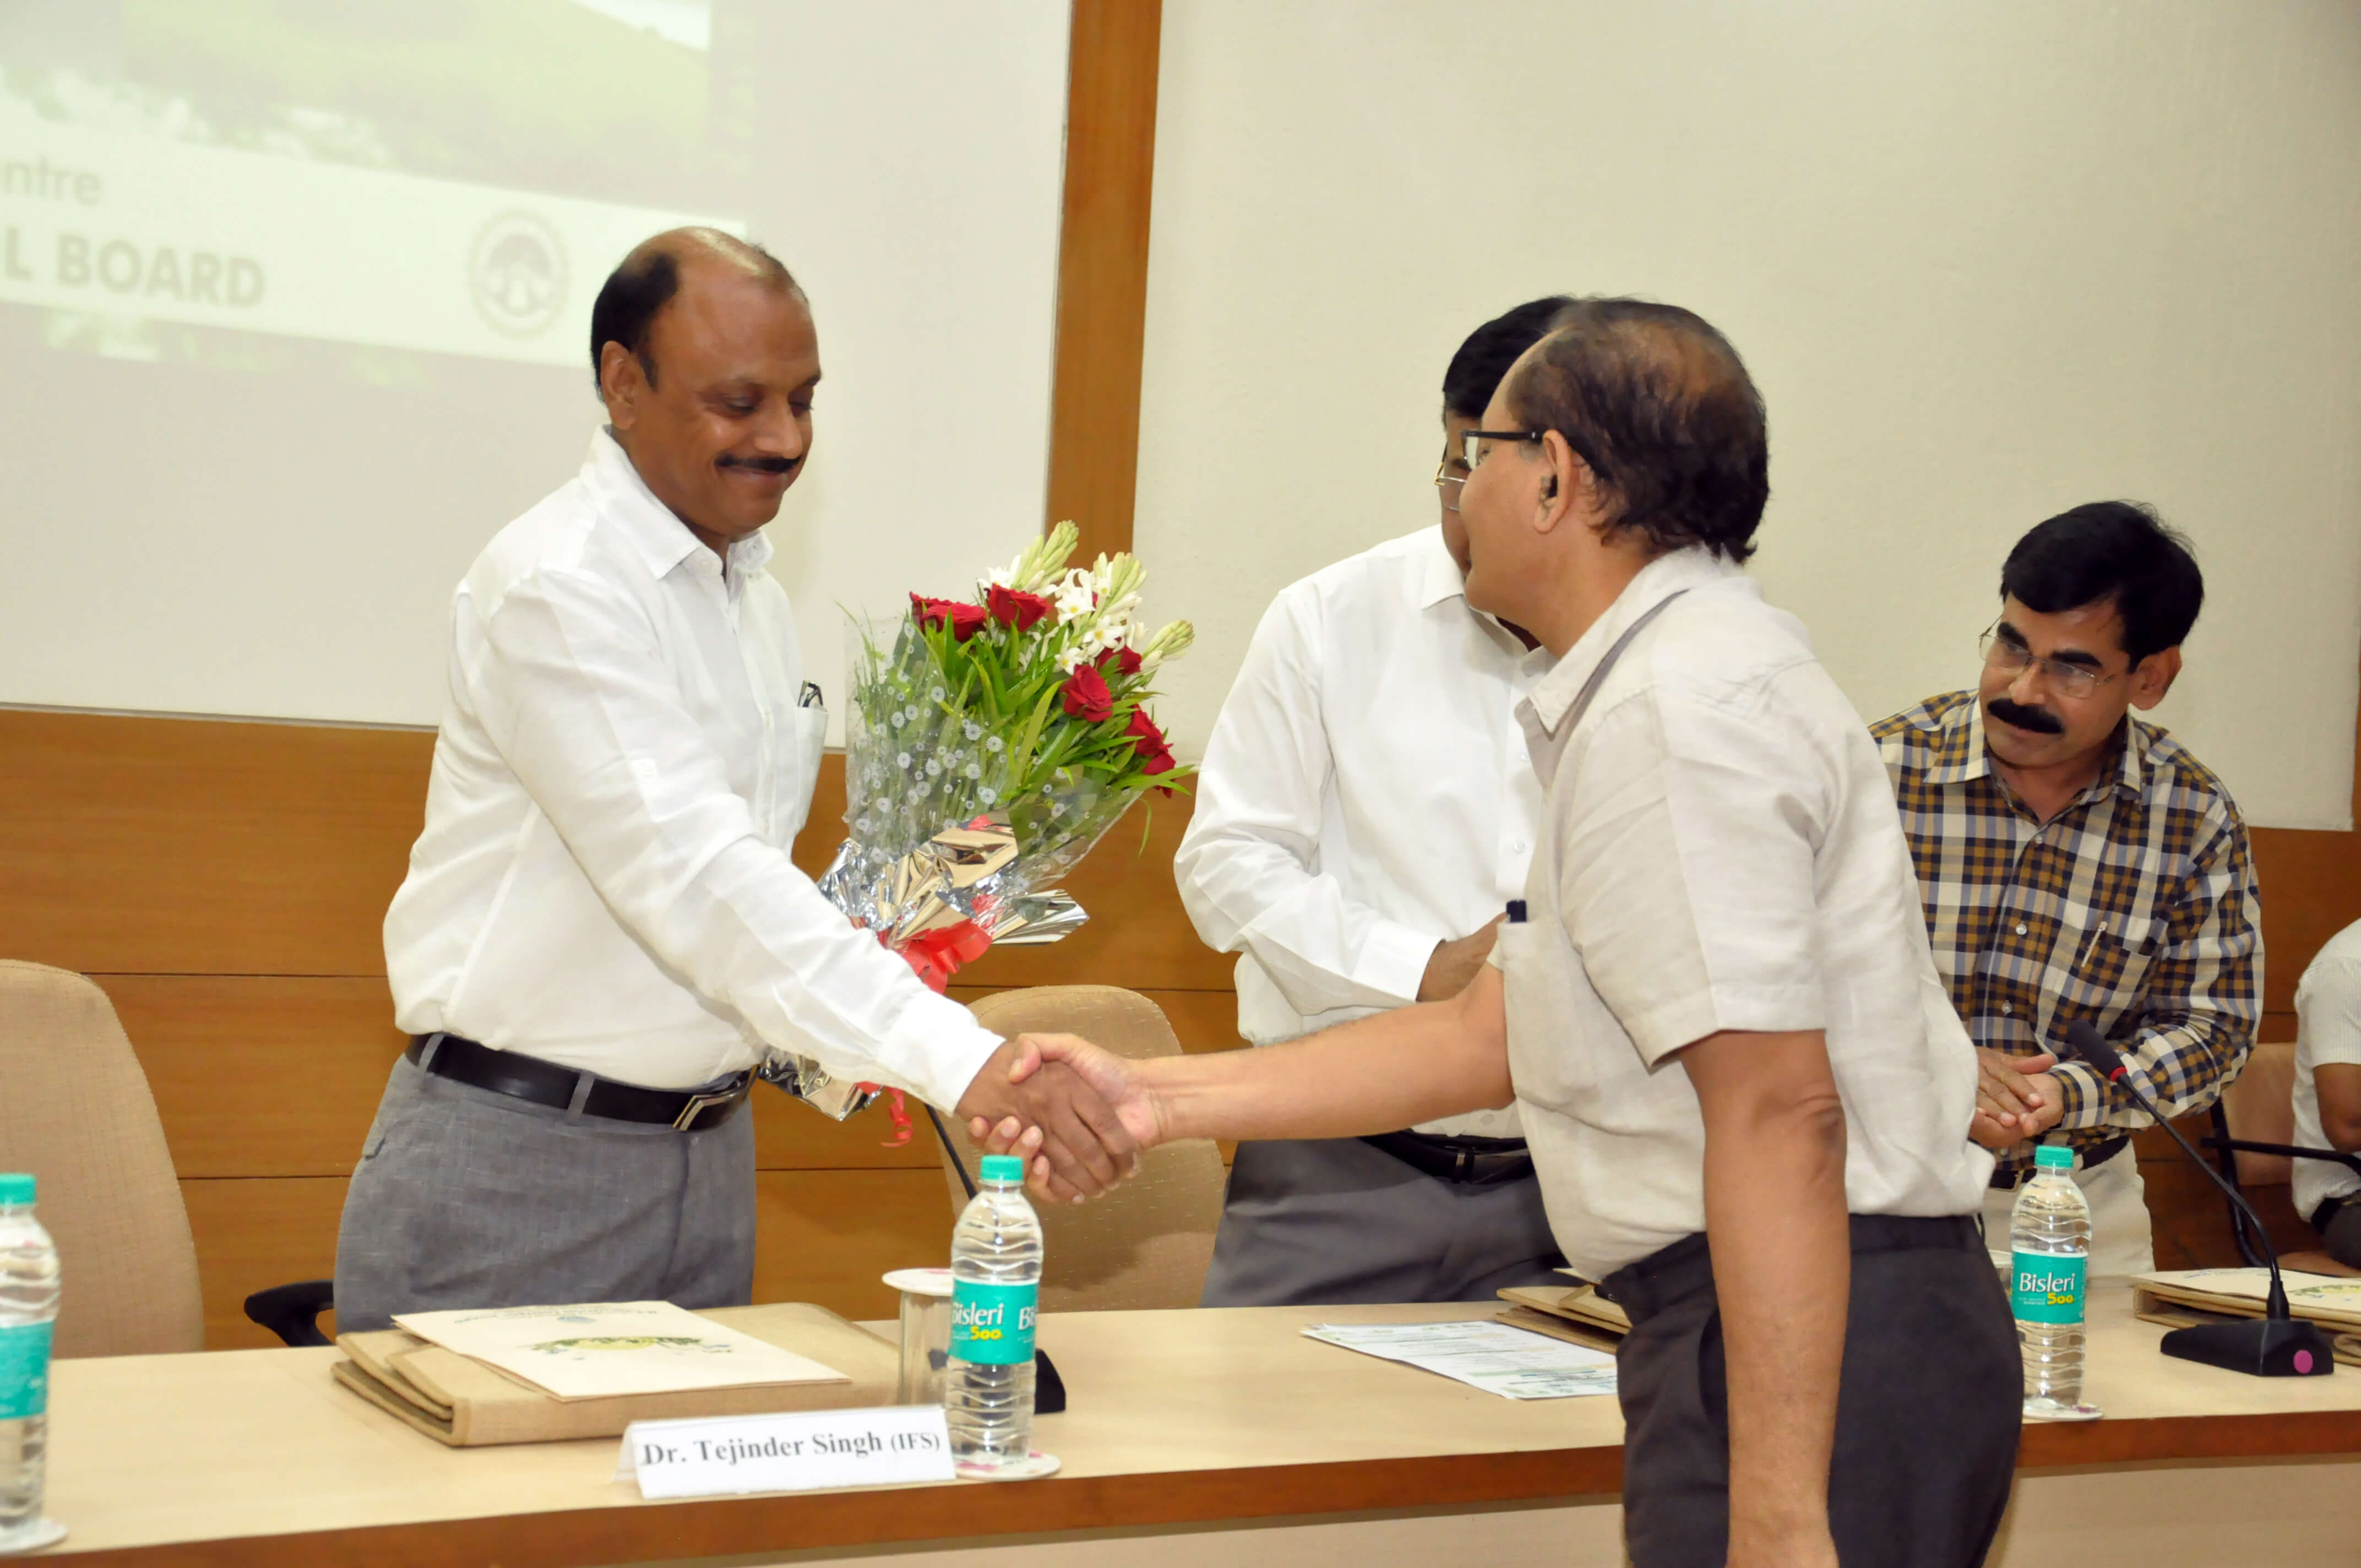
986, 300, 2017, 1567
2293, 921, 2361, 1268
1174, 298, 1571, 1305
334, 228, 1133, 1332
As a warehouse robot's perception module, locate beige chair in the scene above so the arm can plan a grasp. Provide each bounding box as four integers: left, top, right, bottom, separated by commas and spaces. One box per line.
2210, 1038, 2361, 1279
942, 987, 1228, 1311
0, 961, 205, 1355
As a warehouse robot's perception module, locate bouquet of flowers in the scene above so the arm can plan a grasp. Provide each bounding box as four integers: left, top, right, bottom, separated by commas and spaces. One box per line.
764, 522, 1193, 1126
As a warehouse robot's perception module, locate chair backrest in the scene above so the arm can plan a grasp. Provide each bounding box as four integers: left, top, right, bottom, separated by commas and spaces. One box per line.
2220, 1038, 2298, 1188
0, 962, 204, 1356
944, 987, 1227, 1311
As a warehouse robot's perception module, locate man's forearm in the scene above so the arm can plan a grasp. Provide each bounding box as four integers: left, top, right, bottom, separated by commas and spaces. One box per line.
1683, 1030, 1850, 1561
1148, 966, 1514, 1143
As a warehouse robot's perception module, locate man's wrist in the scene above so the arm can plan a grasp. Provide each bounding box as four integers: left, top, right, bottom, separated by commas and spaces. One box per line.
2049, 1060, 2106, 1130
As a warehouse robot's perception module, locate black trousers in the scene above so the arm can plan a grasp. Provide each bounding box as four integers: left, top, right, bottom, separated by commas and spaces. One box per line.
1600, 1215, 2021, 1568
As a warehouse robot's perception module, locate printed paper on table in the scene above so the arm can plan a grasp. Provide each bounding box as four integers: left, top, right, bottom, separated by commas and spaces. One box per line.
391, 1300, 849, 1402
1303, 1320, 1618, 1400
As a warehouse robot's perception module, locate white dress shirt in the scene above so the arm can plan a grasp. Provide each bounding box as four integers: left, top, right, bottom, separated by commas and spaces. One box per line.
2293, 921, 2361, 1223
1174, 526, 1549, 1137
385, 428, 1003, 1105
1496, 547, 1993, 1280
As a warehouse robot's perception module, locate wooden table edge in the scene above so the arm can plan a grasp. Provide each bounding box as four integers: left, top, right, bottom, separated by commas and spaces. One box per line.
49, 1407, 2361, 1567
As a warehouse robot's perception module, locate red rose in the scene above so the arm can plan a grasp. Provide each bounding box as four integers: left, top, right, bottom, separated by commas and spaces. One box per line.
1095, 645, 1145, 676
1125, 707, 1175, 774
910, 592, 988, 643
1060, 664, 1114, 722
986, 584, 1053, 631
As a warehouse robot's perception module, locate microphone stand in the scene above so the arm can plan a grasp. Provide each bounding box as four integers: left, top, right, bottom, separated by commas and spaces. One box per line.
2061, 1021, 2333, 1378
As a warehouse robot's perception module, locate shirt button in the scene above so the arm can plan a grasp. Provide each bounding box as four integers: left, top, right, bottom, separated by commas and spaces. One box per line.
1510, 840, 1528, 854
2001, 1003, 2014, 1016
2015, 923, 2029, 937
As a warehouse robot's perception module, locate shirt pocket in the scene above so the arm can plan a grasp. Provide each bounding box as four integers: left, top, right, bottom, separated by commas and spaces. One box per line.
784, 705, 829, 840
2052, 914, 2162, 1034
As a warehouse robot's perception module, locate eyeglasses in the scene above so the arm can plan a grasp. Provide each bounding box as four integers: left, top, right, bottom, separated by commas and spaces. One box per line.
1460, 428, 1546, 470
1433, 459, 1465, 513
1979, 624, 2123, 700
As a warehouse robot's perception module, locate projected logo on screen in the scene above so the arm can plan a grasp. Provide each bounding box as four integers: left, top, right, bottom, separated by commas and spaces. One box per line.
0, 99, 731, 370
469, 211, 569, 340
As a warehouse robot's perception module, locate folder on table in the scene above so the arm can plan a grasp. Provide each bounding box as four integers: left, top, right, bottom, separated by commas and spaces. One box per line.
331, 1302, 900, 1446
1494, 1283, 1630, 1353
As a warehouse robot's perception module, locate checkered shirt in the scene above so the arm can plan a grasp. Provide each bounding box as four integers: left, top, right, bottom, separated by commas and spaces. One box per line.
1872, 690, 2261, 1182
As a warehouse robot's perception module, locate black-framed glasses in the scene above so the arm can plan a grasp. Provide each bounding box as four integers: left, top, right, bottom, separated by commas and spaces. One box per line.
1460, 428, 1545, 469
1979, 623, 2123, 700
1432, 459, 1465, 512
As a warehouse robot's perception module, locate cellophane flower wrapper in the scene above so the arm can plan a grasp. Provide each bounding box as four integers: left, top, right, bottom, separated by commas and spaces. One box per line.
779, 524, 1193, 1128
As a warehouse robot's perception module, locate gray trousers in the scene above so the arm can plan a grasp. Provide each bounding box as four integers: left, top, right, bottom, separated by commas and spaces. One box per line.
1604, 1217, 2021, 1568
333, 1054, 756, 1334
1200, 1136, 1566, 1306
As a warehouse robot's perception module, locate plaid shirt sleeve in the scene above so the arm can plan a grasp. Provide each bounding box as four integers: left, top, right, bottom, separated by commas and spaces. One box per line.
2049, 803, 2261, 1130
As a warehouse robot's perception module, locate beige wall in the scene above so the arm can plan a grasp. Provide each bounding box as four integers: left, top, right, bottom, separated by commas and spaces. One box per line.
1132, 1, 2361, 830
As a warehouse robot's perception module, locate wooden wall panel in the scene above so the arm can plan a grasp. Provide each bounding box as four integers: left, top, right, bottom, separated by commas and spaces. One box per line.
0, 709, 431, 977
1044, 0, 1163, 564
753, 1170, 958, 1324
100, 976, 405, 1179
179, 1177, 348, 1351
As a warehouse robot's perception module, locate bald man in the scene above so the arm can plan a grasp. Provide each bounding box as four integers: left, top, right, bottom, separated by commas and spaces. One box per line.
334, 230, 1133, 1331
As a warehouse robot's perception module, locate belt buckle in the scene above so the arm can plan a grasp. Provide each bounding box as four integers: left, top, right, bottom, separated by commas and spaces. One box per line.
672, 1088, 741, 1132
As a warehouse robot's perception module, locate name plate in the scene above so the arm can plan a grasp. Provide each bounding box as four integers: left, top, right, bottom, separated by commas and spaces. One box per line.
616, 1404, 955, 1499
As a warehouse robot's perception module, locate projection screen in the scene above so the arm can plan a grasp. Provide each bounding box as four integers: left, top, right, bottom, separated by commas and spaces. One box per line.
0, 0, 1070, 734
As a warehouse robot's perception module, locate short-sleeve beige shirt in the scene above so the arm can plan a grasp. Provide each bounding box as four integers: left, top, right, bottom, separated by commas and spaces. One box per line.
1493, 548, 1992, 1280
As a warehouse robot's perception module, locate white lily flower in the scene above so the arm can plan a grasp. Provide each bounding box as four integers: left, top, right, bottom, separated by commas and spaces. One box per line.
1138, 618, 1195, 672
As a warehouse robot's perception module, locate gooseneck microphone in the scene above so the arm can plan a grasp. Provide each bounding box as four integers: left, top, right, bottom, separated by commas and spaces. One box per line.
2062, 1020, 2332, 1378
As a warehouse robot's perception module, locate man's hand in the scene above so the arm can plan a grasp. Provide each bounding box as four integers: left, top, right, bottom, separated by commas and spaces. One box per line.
970, 1033, 1166, 1201
1418, 917, 1505, 1003
1970, 1048, 2063, 1151
954, 1037, 1140, 1204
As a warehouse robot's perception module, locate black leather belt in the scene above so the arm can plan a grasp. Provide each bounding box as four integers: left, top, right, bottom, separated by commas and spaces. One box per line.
406, 1033, 751, 1132
1361, 1130, 1536, 1188
1988, 1133, 2128, 1190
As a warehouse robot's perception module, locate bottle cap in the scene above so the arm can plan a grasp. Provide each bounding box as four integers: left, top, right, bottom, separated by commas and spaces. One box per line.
0, 1173, 33, 1205
978, 1154, 1026, 1184
2033, 1143, 2075, 1170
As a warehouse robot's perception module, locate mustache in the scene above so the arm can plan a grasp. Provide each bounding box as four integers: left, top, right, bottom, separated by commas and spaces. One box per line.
716, 453, 799, 475
1988, 697, 2065, 736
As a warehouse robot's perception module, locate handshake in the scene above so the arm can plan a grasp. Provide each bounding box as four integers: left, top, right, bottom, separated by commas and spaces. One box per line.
950, 1035, 1162, 1203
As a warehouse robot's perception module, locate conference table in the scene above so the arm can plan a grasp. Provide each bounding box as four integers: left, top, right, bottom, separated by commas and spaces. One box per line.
28, 1285, 2361, 1567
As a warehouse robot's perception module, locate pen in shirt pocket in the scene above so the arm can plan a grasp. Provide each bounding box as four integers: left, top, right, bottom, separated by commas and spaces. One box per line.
798, 682, 825, 709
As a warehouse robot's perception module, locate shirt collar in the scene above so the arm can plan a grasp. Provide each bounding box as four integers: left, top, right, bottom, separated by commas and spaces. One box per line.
1521, 546, 1743, 740
581, 427, 774, 581
1412, 526, 1467, 610
1941, 693, 2148, 803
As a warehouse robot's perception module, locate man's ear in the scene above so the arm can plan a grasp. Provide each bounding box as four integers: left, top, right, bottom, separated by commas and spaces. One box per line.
1534, 429, 1586, 536
2128, 645, 2182, 710
598, 341, 646, 432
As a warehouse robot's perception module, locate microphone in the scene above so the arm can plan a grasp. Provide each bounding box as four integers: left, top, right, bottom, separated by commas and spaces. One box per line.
2061, 1021, 2332, 1377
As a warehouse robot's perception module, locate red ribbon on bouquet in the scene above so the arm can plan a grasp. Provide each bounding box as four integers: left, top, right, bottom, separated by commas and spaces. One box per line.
855, 915, 995, 1146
